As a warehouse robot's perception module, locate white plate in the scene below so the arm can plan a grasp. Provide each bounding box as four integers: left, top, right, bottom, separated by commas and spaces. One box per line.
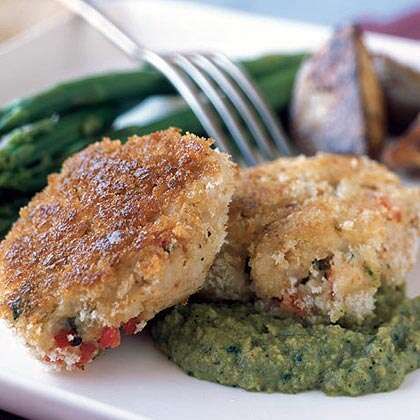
0, 2, 419, 419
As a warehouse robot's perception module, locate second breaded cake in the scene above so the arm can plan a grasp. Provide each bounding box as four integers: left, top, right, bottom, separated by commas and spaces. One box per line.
200, 154, 420, 324
0, 128, 236, 370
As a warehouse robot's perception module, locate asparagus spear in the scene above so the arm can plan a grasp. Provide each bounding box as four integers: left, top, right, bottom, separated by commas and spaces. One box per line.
0, 116, 59, 171
0, 104, 123, 192
0, 56, 304, 194
109, 62, 301, 141
0, 54, 305, 134
0, 54, 305, 237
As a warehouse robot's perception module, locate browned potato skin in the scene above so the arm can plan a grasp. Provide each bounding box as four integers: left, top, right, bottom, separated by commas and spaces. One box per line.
290, 25, 385, 158
374, 55, 420, 134
383, 115, 420, 173
201, 154, 420, 323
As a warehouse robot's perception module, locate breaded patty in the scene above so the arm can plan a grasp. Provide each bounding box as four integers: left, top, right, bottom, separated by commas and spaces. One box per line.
0, 128, 236, 369
201, 154, 420, 323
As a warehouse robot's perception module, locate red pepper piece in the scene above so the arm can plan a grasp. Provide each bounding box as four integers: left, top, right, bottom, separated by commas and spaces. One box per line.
98, 327, 121, 349
54, 329, 71, 348
123, 318, 139, 335
79, 342, 97, 365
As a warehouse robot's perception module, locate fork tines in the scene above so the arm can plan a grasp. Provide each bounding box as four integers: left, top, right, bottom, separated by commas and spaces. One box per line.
61, 0, 293, 167
144, 50, 292, 166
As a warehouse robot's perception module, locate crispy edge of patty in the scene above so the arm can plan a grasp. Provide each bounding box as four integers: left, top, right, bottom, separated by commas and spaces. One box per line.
201, 154, 420, 322
0, 128, 237, 368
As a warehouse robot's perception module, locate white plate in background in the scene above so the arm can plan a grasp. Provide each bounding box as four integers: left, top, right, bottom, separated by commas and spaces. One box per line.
0, 2, 419, 419
1, 0, 420, 106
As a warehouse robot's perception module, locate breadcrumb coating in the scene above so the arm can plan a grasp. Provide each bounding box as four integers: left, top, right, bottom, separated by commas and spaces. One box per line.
200, 154, 420, 323
0, 129, 236, 369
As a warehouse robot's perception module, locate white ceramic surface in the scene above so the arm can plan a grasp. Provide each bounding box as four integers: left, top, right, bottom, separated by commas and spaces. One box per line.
0, 2, 419, 419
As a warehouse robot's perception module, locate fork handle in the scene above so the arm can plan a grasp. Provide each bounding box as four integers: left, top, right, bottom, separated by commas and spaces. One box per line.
57, 0, 233, 153
57, 0, 145, 61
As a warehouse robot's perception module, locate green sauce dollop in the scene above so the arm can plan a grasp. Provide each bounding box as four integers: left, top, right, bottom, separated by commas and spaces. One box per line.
151, 297, 420, 396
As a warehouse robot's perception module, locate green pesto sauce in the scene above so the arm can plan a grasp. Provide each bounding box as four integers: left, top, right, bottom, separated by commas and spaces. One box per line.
151, 296, 420, 396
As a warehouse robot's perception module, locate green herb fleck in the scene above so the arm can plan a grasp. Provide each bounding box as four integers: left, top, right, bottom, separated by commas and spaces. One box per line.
10, 298, 23, 320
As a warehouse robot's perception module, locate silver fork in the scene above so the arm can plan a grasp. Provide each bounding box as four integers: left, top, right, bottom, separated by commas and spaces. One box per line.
58, 0, 293, 165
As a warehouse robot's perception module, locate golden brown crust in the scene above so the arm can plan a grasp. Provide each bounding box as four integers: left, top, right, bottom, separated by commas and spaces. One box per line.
201, 154, 420, 322
1, 129, 218, 318
0, 128, 236, 368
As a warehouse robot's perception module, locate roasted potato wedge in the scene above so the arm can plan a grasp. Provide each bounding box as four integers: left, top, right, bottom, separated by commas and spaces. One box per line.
383, 114, 420, 174
290, 25, 385, 157
374, 55, 420, 134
